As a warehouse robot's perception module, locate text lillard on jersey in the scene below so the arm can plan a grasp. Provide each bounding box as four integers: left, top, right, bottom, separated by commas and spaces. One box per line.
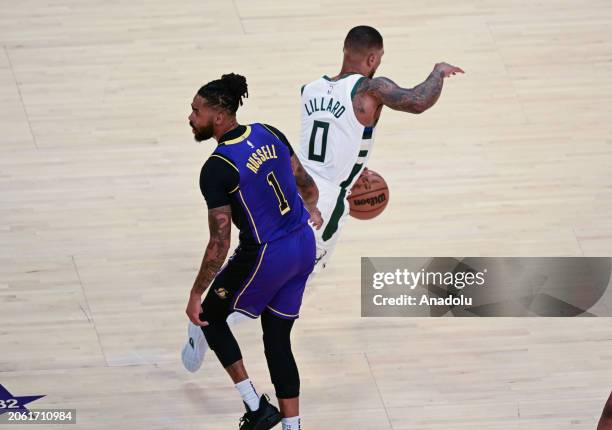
303, 96, 347, 118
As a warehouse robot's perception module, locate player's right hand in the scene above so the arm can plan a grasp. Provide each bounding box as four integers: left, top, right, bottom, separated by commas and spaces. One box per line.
434, 62, 465, 78
186, 293, 209, 327
308, 206, 323, 230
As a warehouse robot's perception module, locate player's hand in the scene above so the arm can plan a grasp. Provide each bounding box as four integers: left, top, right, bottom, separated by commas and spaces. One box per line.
186, 293, 208, 327
308, 206, 323, 230
434, 62, 464, 78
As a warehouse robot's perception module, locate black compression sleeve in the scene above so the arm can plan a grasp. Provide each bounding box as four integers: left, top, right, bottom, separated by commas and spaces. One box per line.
199, 155, 239, 209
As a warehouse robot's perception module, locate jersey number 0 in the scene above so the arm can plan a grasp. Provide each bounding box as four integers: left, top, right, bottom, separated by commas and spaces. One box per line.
308, 120, 329, 162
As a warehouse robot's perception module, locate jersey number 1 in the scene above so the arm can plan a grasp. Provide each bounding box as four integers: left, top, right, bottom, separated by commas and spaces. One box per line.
267, 171, 290, 215
308, 120, 329, 162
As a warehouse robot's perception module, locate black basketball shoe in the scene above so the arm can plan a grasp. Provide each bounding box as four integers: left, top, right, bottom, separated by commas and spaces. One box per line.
238, 394, 282, 430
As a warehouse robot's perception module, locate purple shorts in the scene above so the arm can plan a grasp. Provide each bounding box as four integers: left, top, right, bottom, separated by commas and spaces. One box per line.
204, 224, 315, 320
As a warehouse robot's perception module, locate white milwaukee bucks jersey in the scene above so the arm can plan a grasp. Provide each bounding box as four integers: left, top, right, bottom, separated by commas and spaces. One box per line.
297, 73, 376, 192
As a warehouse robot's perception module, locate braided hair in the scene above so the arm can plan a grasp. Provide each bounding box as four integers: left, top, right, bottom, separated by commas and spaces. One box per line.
197, 73, 248, 114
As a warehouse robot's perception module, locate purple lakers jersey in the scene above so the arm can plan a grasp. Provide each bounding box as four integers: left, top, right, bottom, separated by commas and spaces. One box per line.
206, 123, 310, 245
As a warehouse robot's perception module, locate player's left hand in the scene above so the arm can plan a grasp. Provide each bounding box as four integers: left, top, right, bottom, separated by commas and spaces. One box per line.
186, 293, 208, 326
434, 62, 465, 78
308, 206, 323, 230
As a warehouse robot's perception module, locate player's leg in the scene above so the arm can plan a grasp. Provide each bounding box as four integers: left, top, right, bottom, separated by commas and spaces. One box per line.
182, 247, 253, 373
307, 182, 344, 272
198, 280, 253, 402
312, 183, 351, 273
598, 391, 612, 430
313, 223, 341, 272
262, 224, 315, 429
261, 311, 300, 429
200, 291, 281, 429
197, 245, 282, 429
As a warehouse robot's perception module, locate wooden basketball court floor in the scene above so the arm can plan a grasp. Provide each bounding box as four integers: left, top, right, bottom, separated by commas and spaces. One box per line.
1, 0, 611, 429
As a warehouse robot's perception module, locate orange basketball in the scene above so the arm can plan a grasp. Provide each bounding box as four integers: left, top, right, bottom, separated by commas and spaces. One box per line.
348, 168, 389, 220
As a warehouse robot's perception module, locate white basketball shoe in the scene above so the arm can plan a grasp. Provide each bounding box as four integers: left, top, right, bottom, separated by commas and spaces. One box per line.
181, 321, 208, 373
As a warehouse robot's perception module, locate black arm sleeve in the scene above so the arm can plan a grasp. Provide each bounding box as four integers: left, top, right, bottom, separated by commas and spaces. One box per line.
262, 123, 294, 155
199, 156, 240, 209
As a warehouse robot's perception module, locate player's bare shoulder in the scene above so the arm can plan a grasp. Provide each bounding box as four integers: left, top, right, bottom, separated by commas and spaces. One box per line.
351, 77, 387, 126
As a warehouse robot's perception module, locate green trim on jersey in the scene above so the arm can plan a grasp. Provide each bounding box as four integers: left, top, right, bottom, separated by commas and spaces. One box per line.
340, 160, 365, 189
351, 76, 367, 100
322, 189, 347, 241
322, 160, 365, 241
322, 72, 360, 82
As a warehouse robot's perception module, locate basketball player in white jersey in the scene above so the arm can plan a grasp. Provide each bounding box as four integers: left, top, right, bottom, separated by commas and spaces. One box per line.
181, 25, 463, 389
298, 25, 463, 270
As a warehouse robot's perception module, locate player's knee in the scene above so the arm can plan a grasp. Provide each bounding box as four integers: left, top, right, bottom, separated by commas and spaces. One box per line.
202, 321, 229, 352
202, 321, 242, 368
261, 312, 293, 354
202, 321, 229, 351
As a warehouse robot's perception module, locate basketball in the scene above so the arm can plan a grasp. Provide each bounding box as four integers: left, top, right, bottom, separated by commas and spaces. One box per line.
348, 168, 389, 219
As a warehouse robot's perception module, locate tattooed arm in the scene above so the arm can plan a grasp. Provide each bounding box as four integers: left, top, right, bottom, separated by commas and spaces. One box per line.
291, 154, 323, 229
362, 62, 464, 114
186, 205, 232, 325
191, 205, 232, 295
291, 154, 318, 208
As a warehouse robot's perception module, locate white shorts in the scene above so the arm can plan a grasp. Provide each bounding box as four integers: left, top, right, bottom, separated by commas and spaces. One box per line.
310, 181, 351, 272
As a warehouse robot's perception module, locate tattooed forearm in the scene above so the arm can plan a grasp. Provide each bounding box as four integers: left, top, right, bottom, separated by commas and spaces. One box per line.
363, 71, 445, 114
191, 205, 232, 296
290, 154, 319, 208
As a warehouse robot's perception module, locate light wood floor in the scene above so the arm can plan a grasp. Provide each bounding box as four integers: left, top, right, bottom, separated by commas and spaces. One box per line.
1, 1, 612, 429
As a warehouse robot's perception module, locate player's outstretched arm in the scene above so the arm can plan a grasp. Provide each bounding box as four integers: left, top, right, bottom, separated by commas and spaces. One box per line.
186, 205, 232, 325
290, 154, 323, 229
363, 62, 464, 114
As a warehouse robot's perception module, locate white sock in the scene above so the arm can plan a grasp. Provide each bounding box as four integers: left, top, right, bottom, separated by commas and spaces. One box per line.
282, 416, 301, 430
235, 379, 259, 411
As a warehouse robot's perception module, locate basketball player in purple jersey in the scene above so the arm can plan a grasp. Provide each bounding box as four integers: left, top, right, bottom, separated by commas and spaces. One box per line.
186, 73, 321, 430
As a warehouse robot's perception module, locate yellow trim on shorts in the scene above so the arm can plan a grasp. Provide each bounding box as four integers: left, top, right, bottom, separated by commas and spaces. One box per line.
210, 154, 239, 172
229, 184, 240, 194
266, 305, 299, 318
223, 125, 251, 145
238, 190, 261, 243
233, 243, 268, 315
